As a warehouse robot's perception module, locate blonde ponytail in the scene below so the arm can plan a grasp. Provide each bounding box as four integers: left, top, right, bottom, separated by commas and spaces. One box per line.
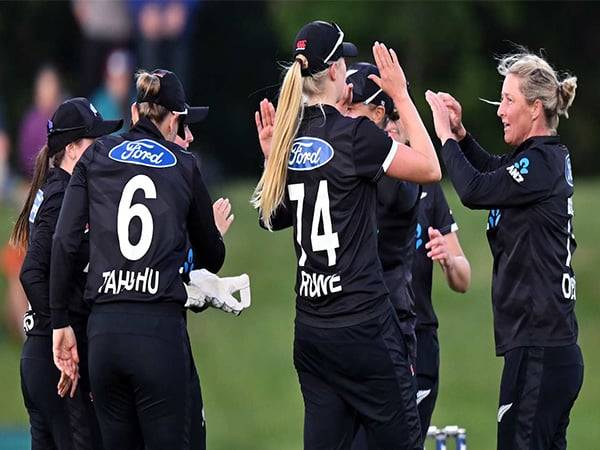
252, 58, 305, 229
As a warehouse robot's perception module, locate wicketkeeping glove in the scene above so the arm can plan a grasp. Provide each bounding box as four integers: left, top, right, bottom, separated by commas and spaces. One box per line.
184, 269, 251, 316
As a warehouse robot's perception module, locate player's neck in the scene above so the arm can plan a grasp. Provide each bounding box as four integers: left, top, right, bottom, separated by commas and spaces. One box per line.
305, 88, 338, 108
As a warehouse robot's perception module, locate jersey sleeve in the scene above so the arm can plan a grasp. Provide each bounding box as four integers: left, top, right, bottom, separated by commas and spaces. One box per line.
20, 192, 64, 313
187, 165, 226, 274
259, 193, 293, 231
352, 118, 398, 182
431, 184, 457, 235
458, 133, 512, 172
50, 154, 91, 328
442, 138, 555, 210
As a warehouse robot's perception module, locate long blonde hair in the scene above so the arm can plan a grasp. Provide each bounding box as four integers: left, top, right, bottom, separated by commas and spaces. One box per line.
497, 51, 577, 131
251, 56, 330, 229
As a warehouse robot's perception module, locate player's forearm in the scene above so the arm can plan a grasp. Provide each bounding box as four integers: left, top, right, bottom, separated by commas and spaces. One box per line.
441, 255, 471, 293
392, 94, 441, 182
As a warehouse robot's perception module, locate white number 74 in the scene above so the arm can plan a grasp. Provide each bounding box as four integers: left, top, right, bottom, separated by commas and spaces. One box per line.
288, 180, 339, 267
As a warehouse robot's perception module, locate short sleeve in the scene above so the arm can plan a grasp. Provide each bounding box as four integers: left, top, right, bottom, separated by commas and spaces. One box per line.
431, 184, 457, 235
352, 118, 398, 182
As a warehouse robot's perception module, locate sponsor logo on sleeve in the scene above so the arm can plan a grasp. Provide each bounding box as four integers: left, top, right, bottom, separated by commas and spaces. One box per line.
506, 157, 530, 183
29, 190, 44, 223
565, 155, 573, 187
415, 223, 423, 249
288, 137, 334, 171
109, 139, 177, 168
487, 209, 501, 230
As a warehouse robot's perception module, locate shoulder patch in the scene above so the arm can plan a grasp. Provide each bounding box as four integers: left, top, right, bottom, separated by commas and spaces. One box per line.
29, 190, 44, 223
288, 137, 334, 171
109, 139, 177, 168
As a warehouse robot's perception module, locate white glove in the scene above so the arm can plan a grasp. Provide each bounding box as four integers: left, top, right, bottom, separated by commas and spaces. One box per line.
185, 269, 251, 316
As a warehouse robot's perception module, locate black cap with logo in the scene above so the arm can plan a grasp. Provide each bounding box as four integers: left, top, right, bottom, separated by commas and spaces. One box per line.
346, 62, 394, 115
293, 21, 358, 76
136, 69, 209, 133
47, 97, 123, 156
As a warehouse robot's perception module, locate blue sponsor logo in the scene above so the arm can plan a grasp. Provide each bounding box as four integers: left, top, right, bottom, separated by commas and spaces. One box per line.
109, 139, 177, 168
487, 209, 501, 229
288, 137, 334, 171
29, 190, 44, 223
179, 248, 195, 275
565, 155, 573, 187
506, 157, 530, 183
415, 223, 423, 249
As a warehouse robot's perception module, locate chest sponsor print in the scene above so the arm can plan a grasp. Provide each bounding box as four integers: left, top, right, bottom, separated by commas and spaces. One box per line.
288, 137, 334, 171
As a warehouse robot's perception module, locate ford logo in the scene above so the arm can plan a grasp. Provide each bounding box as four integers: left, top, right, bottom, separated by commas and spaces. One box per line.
288, 137, 334, 171
109, 139, 177, 168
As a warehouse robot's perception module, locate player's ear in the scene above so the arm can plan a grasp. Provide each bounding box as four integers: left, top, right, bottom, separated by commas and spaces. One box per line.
328, 62, 338, 82
130, 103, 139, 125
374, 106, 386, 125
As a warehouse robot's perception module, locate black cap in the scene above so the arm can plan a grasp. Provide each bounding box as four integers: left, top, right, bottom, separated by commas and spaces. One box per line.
136, 69, 188, 114
293, 21, 358, 76
346, 62, 394, 114
47, 97, 123, 155
184, 104, 209, 125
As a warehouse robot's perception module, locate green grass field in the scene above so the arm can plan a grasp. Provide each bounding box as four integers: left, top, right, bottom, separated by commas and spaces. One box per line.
1, 179, 599, 449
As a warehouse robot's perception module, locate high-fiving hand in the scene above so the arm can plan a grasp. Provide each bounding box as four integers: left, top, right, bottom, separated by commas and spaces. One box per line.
255, 98, 275, 159
369, 42, 409, 102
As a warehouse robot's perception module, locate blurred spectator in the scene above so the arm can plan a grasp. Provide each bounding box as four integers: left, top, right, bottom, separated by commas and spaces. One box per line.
130, 0, 199, 87
91, 49, 135, 132
0, 105, 10, 203
17, 66, 63, 179
72, 0, 132, 95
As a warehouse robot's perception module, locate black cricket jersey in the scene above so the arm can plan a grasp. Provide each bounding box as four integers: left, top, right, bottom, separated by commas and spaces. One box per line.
376, 177, 421, 321
267, 104, 399, 327
412, 183, 457, 331
50, 117, 224, 328
442, 134, 578, 355
20, 168, 90, 336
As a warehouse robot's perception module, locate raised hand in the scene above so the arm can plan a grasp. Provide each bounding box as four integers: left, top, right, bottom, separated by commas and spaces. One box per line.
213, 198, 234, 236
425, 90, 454, 144
254, 98, 276, 159
437, 92, 467, 140
369, 42, 408, 102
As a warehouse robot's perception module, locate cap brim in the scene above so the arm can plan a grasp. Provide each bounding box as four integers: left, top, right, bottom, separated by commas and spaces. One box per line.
341, 42, 358, 58
86, 119, 124, 138
184, 106, 209, 125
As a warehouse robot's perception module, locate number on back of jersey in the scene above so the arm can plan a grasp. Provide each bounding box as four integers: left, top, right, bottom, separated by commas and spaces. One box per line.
288, 180, 339, 267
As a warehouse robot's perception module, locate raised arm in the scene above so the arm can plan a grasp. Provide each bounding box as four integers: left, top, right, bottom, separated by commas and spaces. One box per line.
369, 42, 441, 184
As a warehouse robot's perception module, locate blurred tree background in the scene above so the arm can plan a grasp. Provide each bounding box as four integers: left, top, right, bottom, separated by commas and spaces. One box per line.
0, 1, 598, 180
0, 2, 599, 449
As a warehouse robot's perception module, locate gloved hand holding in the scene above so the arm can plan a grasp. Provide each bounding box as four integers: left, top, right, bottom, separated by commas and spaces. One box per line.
184, 269, 251, 316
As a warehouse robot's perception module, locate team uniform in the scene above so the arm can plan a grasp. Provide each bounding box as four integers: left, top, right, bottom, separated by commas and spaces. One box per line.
442, 134, 583, 449
411, 183, 458, 442
19, 167, 101, 450
50, 116, 224, 450
265, 104, 421, 450
351, 178, 421, 450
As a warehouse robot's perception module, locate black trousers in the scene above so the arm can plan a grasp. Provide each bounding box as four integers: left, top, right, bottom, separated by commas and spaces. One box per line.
87, 303, 193, 450
20, 334, 102, 450
415, 328, 440, 446
295, 302, 421, 450
497, 344, 583, 450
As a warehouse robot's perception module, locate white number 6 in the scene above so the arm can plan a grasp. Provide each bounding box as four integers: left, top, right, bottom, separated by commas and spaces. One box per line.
117, 175, 156, 261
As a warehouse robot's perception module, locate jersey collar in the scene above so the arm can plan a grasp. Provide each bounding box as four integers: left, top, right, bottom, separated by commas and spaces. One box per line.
512, 135, 561, 156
